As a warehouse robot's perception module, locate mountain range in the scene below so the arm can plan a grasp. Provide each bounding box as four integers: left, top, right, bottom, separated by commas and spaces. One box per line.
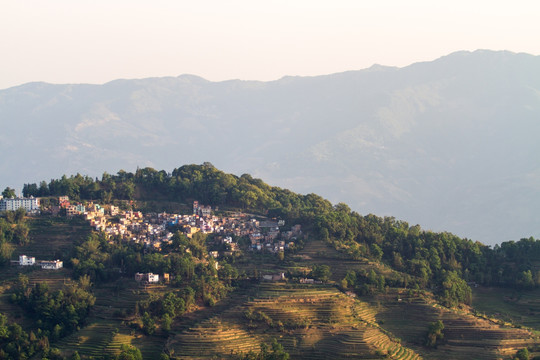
1, 49, 539, 245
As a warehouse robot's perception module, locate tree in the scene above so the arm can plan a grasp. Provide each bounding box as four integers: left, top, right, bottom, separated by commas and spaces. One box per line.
0, 242, 14, 266
370, 243, 383, 261
425, 320, 444, 347
14, 223, 30, 245
439, 271, 472, 307
162, 314, 172, 334
518, 270, 534, 290
515, 348, 529, 360
269, 338, 289, 360
1, 187, 16, 199
142, 312, 155, 335
14, 207, 26, 223
312, 265, 331, 282
116, 344, 143, 360
22, 183, 38, 197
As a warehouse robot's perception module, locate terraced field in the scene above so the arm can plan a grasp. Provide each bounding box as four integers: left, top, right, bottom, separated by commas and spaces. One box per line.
15, 216, 90, 260
54, 280, 168, 359
55, 319, 117, 358
170, 317, 263, 359
473, 286, 540, 330
375, 290, 540, 359
295, 239, 368, 281
55, 316, 166, 359
168, 282, 421, 360
295, 239, 413, 285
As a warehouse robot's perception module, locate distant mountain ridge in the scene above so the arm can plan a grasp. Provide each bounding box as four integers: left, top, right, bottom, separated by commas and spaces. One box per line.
1, 49, 539, 245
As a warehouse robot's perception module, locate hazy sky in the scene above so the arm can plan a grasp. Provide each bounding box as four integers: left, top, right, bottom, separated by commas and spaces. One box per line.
1, 0, 539, 90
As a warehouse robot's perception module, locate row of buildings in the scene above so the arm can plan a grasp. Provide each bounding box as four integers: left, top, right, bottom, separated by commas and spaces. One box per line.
14, 255, 63, 270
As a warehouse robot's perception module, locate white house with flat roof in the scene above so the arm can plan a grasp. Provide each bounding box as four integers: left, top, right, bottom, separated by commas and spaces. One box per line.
19, 255, 35, 266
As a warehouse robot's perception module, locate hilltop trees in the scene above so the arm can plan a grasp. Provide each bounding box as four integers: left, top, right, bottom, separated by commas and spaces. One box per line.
22, 163, 333, 224
1, 187, 15, 199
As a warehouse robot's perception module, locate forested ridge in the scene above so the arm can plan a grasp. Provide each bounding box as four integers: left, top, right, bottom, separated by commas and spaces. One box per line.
21, 163, 540, 295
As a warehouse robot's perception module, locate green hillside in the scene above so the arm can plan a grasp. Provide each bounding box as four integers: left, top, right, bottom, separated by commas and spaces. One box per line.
1, 164, 540, 359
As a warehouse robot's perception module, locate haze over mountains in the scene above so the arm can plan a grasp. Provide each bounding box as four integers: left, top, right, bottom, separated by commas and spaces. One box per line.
1, 50, 539, 245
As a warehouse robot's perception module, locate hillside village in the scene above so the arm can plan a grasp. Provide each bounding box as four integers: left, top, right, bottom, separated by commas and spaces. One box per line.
9, 195, 302, 266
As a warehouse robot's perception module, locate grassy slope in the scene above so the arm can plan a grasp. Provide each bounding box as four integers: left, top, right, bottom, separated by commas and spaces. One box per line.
473, 286, 540, 330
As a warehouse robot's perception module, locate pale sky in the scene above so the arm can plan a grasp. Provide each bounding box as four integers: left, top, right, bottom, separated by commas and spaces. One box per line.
1, 0, 539, 90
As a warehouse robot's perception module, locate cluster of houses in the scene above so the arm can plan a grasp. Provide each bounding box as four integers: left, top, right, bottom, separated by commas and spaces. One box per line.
247, 221, 301, 253
8, 196, 304, 278
58, 196, 102, 218
14, 255, 63, 270
65, 199, 303, 258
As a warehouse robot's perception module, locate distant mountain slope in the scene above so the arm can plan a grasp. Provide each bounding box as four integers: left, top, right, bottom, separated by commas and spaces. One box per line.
1, 50, 539, 245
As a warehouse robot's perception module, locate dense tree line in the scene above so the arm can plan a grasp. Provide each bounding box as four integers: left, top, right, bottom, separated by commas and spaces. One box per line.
0, 312, 48, 359
0, 274, 95, 360
11, 274, 96, 341
316, 208, 540, 297
22, 163, 333, 223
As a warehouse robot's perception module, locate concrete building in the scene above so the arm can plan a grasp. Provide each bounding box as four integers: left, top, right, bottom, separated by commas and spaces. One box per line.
0, 197, 40, 212
135, 272, 160, 283
19, 255, 35, 266
40, 260, 63, 270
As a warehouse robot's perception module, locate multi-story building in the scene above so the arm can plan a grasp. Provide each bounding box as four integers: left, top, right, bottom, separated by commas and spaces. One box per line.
58, 196, 70, 208
19, 255, 36, 266
66, 204, 85, 217
0, 197, 40, 212
193, 201, 212, 217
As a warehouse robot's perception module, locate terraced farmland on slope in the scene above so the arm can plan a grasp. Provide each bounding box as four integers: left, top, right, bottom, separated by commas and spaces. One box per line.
473, 286, 540, 330
14, 216, 90, 260
296, 239, 415, 286
168, 282, 421, 360
375, 291, 540, 359
169, 317, 263, 359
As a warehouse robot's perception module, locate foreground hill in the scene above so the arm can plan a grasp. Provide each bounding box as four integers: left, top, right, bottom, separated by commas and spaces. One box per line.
3, 164, 540, 358
2, 50, 540, 244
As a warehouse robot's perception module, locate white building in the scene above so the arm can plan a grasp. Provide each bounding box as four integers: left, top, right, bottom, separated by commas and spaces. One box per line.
19, 255, 35, 266
0, 197, 40, 212
135, 272, 160, 283
40, 260, 63, 270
